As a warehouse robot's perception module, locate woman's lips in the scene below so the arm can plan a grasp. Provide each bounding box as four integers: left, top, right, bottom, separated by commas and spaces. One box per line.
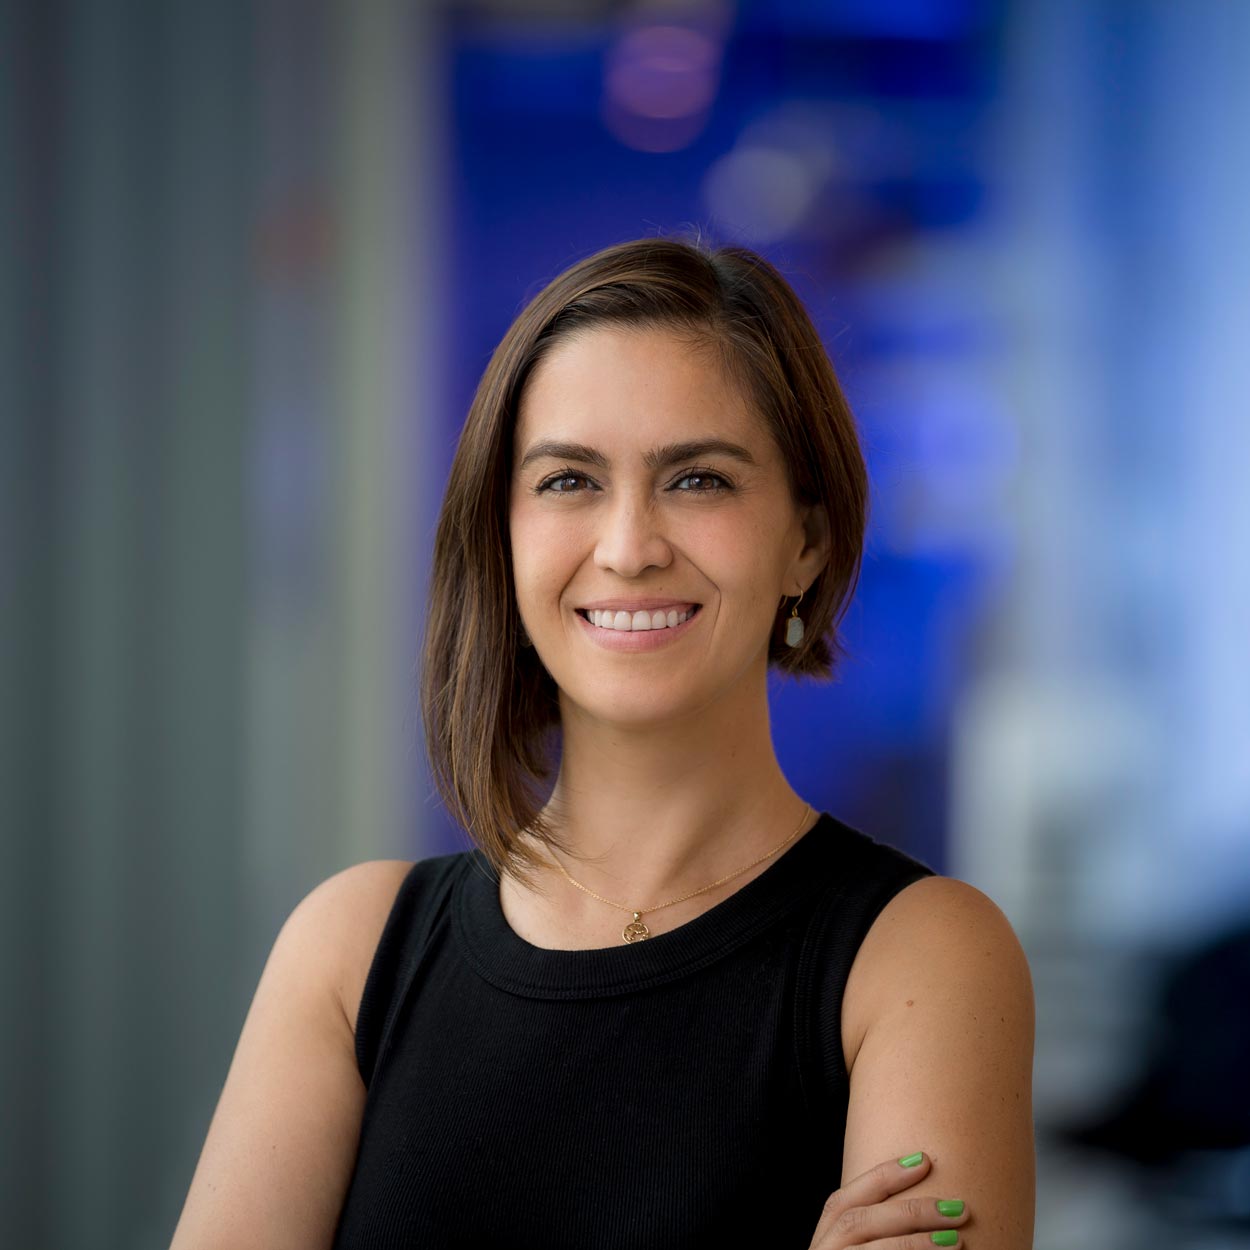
574, 603, 703, 651
577, 604, 699, 629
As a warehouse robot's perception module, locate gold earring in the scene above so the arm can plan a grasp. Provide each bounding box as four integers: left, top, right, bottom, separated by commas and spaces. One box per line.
784, 587, 805, 648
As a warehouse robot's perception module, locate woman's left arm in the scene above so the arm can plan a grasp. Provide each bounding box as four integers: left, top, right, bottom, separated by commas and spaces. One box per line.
836, 875, 1037, 1248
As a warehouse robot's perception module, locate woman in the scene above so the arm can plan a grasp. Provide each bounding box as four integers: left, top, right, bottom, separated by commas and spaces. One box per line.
172, 237, 1036, 1248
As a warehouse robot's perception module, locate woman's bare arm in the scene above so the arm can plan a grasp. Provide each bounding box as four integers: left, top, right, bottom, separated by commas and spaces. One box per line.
170, 859, 413, 1250
836, 875, 1037, 1248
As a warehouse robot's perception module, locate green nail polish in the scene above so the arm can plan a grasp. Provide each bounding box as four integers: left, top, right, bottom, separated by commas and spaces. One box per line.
936, 1199, 965, 1217
931, 1233, 958, 1247
898, 1151, 924, 1167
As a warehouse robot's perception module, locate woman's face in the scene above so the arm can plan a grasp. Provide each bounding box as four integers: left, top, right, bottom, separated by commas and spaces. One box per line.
508, 323, 827, 728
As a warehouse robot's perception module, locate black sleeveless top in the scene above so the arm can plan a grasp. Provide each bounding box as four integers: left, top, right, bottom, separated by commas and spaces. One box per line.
332, 812, 935, 1249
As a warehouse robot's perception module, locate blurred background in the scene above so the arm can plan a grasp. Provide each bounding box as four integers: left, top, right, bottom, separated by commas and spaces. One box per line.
5, 0, 1249, 1246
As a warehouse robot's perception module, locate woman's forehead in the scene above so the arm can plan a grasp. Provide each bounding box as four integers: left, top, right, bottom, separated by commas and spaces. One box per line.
515, 326, 764, 452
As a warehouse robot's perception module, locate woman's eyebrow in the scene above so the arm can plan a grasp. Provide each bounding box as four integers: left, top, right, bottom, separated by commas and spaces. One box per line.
517, 438, 759, 472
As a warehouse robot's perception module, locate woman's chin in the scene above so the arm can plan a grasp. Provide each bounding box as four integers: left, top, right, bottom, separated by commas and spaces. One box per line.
558, 684, 703, 730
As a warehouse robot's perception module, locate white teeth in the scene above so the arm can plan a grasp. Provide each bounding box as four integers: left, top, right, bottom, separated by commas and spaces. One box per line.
588, 607, 695, 631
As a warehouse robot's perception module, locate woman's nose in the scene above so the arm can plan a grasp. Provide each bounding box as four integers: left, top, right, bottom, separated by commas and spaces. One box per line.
592, 494, 673, 578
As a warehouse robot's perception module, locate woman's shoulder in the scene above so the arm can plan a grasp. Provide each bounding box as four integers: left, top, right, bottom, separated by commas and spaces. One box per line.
302, 853, 481, 1038
854, 873, 1031, 980
841, 873, 1035, 1076
278, 856, 457, 1034
279, 860, 417, 1036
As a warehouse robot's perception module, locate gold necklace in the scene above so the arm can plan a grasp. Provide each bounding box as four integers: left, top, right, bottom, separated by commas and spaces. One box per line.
540, 802, 814, 944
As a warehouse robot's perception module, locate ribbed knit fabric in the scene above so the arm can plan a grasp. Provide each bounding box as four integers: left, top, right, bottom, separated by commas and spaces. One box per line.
331, 811, 935, 1249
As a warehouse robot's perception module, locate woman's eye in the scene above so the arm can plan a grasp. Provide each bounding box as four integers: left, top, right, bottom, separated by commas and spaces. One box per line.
536, 472, 591, 494
673, 471, 731, 493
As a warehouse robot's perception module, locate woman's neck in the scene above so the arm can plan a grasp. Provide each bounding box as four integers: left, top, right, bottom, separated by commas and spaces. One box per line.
524, 684, 811, 910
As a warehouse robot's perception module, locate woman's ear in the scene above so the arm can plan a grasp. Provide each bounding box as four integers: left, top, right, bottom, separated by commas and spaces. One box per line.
796, 501, 832, 578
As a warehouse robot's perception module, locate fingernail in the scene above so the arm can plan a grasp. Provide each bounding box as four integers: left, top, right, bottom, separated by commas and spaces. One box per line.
931, 1233, 959, 1246
898, 1151, 924, 1167
936, 1199, 965, 1217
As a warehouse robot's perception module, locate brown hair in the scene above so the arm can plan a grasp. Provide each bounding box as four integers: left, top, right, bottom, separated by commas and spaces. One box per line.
419, 235, 868, 887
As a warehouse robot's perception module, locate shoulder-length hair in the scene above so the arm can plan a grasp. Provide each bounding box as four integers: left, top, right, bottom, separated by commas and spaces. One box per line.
420, 235, 868, 887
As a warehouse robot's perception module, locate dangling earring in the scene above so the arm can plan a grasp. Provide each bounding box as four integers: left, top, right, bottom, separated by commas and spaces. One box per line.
784, 586, 805, 648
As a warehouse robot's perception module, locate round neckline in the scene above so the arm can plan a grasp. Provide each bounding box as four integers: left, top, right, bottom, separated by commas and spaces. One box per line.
453, 811, 844, 999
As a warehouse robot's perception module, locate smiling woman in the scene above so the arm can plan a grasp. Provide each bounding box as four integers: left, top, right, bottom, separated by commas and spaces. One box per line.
424, 238, 871, 890
171, 236, 1036, 1250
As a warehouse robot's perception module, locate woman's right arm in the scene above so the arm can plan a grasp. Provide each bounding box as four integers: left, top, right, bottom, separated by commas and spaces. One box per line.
170, 859, 414, 1250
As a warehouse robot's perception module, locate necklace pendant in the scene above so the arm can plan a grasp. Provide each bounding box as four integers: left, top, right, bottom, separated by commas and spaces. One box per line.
622, 911, 651, 943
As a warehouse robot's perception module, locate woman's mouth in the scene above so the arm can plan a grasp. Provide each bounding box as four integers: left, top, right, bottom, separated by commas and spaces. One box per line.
573, 603, 704, 652
576, 604, 701, 632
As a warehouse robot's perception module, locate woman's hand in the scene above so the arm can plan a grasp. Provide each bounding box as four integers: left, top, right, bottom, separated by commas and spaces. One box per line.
807, 1152, 970, 1249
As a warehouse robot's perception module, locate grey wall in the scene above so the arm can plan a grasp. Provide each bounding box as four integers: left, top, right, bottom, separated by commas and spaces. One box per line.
2, 1, 435, 1244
